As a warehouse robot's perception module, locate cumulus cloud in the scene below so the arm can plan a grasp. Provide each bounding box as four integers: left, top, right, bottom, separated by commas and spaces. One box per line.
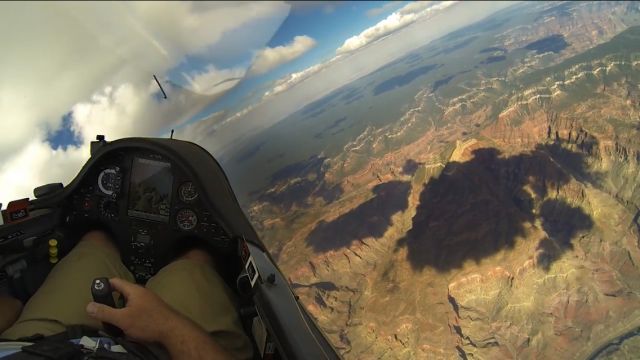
397, 1, 439, 15
0, 1, 289, 203
0, 141, 88, 204
366, 1, 404, 18
336, 1, 456, 54
264, 62, 329, 97
249, 35, 317, 75
71, 80, 219, 142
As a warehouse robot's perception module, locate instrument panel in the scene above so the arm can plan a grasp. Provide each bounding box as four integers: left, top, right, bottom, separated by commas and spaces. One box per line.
68, 150, 233, 282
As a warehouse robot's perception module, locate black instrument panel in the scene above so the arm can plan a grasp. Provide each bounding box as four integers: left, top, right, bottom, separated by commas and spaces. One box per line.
68, 150, 232, 282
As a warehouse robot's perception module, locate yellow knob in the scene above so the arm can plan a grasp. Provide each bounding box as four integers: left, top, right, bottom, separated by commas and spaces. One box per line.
48, 239, 58, 247
49, 247, 58, 257
49, 257, 59, 264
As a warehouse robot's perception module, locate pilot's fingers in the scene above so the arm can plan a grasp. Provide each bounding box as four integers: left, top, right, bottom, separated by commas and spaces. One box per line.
86, 301, 124, 326
108, 277, 139, 298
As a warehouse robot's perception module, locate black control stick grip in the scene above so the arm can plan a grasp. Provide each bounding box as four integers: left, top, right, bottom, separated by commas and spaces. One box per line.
91, 277, 124, 337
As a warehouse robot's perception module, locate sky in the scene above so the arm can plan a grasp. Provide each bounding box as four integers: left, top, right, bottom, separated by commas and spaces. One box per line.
0, 1, 514, 206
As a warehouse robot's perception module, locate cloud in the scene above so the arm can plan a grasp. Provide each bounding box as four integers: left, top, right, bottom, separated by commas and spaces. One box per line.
0, 2, 289, 203
337, 1, 457, 54
397, 1, 438, 15
249, 35, 317, 75
70, 81, 218, 142
0, 141, 88, 204
366, 1, 404, 18
264, 62, 329, 97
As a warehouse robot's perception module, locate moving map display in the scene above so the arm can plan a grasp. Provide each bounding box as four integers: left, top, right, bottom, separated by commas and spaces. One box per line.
128, 157, 172, 222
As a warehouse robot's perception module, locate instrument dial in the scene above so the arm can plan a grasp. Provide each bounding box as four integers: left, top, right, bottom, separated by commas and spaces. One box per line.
99, 198, 118, 220
176, 209, 198, 231
97, 167, 121, 196
179, 182, 198, 202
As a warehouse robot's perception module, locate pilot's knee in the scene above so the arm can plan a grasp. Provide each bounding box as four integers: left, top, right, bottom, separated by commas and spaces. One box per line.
79, 230, 118, 254
177, 248, 213, 266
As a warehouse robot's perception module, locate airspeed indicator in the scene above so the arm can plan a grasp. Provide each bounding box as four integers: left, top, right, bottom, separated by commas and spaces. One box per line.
176, 208, 198, 231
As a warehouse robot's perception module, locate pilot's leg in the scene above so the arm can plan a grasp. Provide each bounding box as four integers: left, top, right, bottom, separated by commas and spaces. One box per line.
145, 249, 253, 360
0, 296, 22, 334
1, 230, 134, 339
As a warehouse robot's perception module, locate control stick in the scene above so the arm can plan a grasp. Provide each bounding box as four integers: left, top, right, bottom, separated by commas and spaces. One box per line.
91, 277, 124, 337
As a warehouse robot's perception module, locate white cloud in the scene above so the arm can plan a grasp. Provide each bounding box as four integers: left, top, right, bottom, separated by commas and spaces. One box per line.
366, 1, 404, 18
264, 62, 329, 97
397, 1, 438, 15
249, 35, 317, 75
71, 81, 217, 142
0, 141, 88, 204
337, 1, 457, 54
0, 1, 289, 204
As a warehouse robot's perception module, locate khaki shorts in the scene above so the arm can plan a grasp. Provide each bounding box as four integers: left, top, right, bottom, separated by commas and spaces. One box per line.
1, 236, 252, 359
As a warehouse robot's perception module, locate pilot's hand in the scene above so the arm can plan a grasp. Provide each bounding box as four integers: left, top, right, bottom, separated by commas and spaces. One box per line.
87, 277, 235, 359
86, 277, 178, 343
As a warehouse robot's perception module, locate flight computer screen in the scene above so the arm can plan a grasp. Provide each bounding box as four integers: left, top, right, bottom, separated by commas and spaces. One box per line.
128, 157, 173, 222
